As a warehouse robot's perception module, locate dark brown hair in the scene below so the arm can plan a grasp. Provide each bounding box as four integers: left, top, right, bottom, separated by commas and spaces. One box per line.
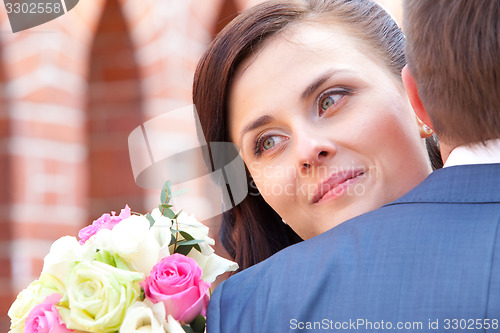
194, 0, 439, 271
404, 0, 500, 145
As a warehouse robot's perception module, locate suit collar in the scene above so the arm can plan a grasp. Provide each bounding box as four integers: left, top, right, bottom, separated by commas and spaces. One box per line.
387, 163, 500, 205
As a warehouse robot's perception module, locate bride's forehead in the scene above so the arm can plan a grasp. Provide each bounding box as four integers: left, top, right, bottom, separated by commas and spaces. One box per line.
252, 23, 371, 65
234, 27, 368, 83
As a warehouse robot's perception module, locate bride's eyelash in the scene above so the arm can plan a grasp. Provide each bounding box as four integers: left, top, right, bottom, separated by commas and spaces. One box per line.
253, 133, 283, 157
317, 87, 352, 115
253, 135, 266, 157
318, 87, 352, 100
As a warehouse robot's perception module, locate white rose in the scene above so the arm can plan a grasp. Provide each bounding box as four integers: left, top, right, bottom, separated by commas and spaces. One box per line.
120, 300, 166, 333
120, 300, 185, 333
187, 249, 238, 284
95, 215, 161, 275
60, 261, 143, 332
150, 209, 173, 259
42, 236, 95, 282
164, 315, 185, 333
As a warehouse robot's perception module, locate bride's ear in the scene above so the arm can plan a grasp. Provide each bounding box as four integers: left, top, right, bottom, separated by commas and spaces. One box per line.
402, 65, 434, 131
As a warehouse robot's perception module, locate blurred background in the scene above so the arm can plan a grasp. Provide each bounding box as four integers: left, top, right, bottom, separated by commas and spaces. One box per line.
0, 0, 402, 330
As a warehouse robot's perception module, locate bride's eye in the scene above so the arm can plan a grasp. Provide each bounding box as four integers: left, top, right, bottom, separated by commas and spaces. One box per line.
318, 89, 350, 116
262, 137, 275, 150
254, 134, 287, 156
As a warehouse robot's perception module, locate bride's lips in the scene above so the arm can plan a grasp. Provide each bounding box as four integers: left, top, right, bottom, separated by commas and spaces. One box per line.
312, 169, 366, 204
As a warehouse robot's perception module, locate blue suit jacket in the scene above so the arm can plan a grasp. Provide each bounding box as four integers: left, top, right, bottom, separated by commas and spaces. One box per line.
207, 164, 500, 332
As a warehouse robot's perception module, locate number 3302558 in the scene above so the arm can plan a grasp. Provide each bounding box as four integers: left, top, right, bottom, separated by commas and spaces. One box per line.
5, 2, 63, 14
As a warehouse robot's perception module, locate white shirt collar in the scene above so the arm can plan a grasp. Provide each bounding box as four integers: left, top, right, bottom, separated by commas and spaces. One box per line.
444, 138, 500, 167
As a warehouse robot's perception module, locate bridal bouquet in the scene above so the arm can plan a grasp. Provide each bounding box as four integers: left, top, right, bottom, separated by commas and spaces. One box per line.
8, 181, 238, 333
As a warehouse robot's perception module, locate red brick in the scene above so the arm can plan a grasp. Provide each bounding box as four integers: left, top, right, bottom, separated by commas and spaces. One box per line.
89, 148, 142, 197
87, 82, 141, 103
17, 120, 84, 143
21, 87, 81, 109
44, 159, 63, 174
133, 25, 163, 49
88, 110, 141, 130
0, 293, 15, 332
138, 59, 166, 79
213, 0, 239, 36
0, 222, 12, 241
0, 258, 11, 277
0, 154, 10, 204
3, 53, 43, 80
0, 118, 10, 137
188, 0, 223, 36
95, 0, 129, 34
10, 155, 27, 204
124, 4, 154, 37
14, 223, 80, 241
0, 316, 10, 333
101, 66, 140, 82
43, 192, 59, 206
150, 85, 192, 100
31, 258, 44, 278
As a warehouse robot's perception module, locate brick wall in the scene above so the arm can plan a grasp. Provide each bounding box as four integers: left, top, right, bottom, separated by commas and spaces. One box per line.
87, 0, 145, 216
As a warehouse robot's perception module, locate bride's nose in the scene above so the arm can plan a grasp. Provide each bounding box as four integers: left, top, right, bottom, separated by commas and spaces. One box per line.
294, 128, 337, 171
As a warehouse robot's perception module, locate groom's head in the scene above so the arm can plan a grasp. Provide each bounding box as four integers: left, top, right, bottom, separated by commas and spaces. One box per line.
402, 0, 500, 148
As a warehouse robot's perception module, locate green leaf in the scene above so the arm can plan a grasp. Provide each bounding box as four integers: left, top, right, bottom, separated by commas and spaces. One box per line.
140, 288, 145, 301
179, 230, 194, 241
145, 213, 155, 228
170, 228, 180, 234
101, 251, 113, 263
114, 255, 130, 271
179, 231, 203, 252
94, 249, 131, 270
159, 204, 173, 209
94, 249, 115, 266
161, 180, 172, 204
177, 239, 204, 246
190, 315, 206, 333
175, 245, 193, 256
159, 206, 176, 219
173, 209, 183, 219
169, 234, 176, 246
182, 325, 194, 333
160, 188, 168, 205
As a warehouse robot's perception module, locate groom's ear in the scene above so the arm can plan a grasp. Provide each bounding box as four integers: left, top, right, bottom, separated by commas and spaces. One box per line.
402, 65, 434, 130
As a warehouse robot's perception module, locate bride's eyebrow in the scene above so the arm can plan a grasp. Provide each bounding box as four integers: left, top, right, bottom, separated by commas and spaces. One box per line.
239, 115, 274, 144
300, 69, 353, 100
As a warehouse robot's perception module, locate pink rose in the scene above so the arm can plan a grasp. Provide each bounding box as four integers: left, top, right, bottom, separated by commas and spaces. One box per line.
141, 254, 210, 323
24, 294, 71, 333
78, 204, 131, 244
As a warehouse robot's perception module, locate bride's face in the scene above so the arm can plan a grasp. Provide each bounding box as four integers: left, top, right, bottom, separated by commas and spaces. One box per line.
228, 23, 432, 239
